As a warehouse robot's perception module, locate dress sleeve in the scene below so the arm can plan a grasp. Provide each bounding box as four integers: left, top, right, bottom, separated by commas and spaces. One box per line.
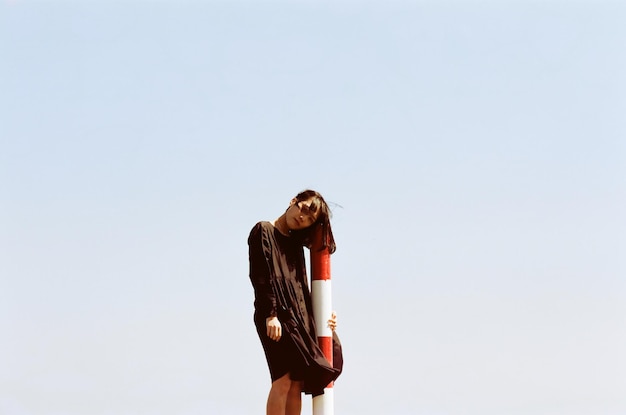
248, 223, 277, 319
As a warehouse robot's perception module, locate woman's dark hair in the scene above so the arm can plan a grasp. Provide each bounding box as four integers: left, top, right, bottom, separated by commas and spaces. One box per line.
290, 189, 336, 254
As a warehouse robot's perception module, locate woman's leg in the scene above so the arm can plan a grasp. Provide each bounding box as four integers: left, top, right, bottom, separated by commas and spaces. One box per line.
285, 380, 304, 415
266, 373, 292, 415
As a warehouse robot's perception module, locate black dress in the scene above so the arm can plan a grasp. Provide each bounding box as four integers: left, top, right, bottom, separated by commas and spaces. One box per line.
248, 221, 342, 396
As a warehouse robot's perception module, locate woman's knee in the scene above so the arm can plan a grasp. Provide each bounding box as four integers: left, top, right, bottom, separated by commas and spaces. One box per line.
271, 373, 293, 394
288, 380, 303, 394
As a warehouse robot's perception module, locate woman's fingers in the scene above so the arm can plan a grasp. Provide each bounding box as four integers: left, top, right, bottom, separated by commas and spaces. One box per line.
327, 311, 338, 331
266, 317, 282, 341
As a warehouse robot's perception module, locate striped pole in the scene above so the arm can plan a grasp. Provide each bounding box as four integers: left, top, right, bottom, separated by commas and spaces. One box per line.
310, 225, 333, 415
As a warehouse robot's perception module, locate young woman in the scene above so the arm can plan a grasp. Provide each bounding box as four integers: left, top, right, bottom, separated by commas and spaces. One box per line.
248, 189, 342, 415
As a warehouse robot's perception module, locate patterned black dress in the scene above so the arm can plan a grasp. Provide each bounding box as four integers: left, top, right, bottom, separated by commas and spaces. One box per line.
248, 221, 341, 396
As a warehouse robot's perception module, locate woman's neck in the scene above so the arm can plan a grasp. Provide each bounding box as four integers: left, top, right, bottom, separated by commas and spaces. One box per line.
272, 215, 290, 236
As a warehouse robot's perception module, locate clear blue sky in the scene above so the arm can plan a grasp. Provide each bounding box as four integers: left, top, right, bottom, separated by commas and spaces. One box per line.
1, 1, 625, 414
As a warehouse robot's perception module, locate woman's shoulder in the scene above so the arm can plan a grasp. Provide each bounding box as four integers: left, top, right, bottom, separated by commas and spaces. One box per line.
251, 221, 273, 232
248, 221, 273, 241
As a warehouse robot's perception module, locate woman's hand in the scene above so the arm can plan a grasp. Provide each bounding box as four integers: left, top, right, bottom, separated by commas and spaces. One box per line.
327, 311, 338, 332
266, 316, 282, 341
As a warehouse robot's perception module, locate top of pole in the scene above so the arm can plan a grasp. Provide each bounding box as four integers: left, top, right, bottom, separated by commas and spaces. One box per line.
311, 223, 331, 281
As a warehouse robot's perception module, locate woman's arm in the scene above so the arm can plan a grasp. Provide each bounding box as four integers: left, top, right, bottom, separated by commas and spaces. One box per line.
248, 223, 278, 320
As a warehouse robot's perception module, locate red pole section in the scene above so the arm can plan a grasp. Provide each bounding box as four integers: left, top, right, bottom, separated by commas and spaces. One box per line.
310, 225, 333, 415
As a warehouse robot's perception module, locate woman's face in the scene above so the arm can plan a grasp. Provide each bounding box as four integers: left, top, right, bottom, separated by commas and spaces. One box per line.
285, 197, 320, 230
